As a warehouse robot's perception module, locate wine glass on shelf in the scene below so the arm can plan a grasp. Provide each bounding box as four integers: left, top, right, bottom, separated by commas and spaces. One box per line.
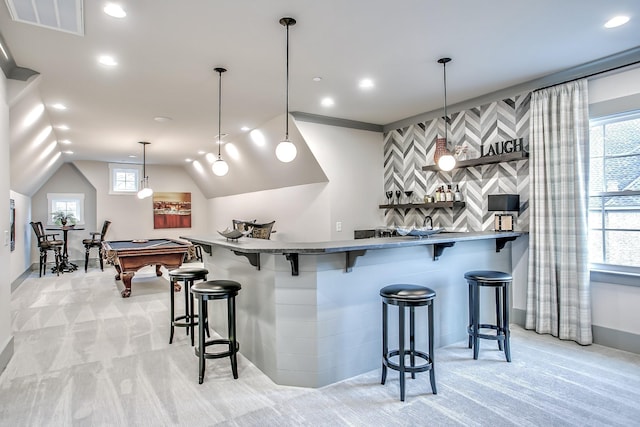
404, 190, 414, 204
395, 190, 401, 205
385, 191, 393, 206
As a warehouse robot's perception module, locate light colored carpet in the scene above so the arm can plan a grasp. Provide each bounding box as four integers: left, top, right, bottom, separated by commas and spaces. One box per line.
1, 266, 639, 426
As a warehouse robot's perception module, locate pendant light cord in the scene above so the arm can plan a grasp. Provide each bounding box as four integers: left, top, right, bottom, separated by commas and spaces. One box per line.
284, 21, 290, 140
443, 60, 448, 142
218, 69, 222, 157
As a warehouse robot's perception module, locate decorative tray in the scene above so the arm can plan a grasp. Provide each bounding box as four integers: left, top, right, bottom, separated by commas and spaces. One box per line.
217, 228, 252, 240
395, 227, 443, 238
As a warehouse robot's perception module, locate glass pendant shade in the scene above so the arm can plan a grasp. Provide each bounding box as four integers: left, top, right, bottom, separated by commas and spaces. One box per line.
276, 139, 297, 163
437, 153, 456, 171
212, 156, 229, 176
137, 177, 153, 199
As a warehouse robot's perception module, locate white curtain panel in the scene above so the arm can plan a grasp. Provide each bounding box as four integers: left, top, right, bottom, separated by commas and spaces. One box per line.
526, 79, 592, 345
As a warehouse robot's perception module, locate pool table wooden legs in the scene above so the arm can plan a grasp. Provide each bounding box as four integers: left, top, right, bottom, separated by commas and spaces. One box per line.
114, 264, 171, 298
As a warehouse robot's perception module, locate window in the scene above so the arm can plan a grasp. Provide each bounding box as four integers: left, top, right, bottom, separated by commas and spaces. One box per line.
588, 111, 640, 270
109, 163, 142, 194
47, 193, 85, 226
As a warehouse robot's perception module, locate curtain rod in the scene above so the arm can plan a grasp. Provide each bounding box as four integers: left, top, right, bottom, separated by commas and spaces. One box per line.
536, 59, 640, 92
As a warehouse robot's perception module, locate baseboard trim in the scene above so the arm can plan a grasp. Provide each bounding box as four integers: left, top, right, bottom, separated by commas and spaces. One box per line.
592, 325, 640, 355
0, 336, 14, 377
512, 308, 640, 354
11, 267, 34, 292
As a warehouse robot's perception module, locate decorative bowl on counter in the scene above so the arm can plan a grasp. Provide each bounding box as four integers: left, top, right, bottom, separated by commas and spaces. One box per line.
395, 226, 443, 238
217, 228, 252, 240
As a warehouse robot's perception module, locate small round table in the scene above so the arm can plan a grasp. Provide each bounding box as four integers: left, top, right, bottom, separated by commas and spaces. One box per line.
46, 225, 84, 273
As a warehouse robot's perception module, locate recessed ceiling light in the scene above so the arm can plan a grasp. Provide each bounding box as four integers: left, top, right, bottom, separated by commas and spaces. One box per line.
58, 139, 71, 145
185, 158, 192, 162
128, 155, 137, 158
313, 76, 322, 82
104, 3, 126, 18
197, 150, 206, 155
98, 55, 117, 66
205, 153, 216, 163
52, 103, 67, 110
321, 97, 335, 107
154, 116, 172, 122
359, 78, 374, 89
56, 124, 69, 130
240, 126, 250, 131
62, 150, 74, 155
250, 129, 266, 146
605, 16, 630, 28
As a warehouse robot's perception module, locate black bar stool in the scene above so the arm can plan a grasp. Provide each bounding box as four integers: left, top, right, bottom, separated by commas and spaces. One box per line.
464, 270, 512, 362
168, 267, 209, 346
190, 280, 241, 384
380, 284, 437, 401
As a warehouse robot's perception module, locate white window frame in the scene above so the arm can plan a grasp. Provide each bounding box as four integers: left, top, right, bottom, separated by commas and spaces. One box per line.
588, 110, 640, 284
47, 193, 85, 226
109, 163, 142, 195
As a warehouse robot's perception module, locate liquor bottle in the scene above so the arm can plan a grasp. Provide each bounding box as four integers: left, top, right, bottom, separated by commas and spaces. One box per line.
445, 185, 453, 202
454, 184, 462, 202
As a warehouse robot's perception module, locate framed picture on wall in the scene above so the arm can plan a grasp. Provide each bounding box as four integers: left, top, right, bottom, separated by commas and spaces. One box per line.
152, 192, 191, 229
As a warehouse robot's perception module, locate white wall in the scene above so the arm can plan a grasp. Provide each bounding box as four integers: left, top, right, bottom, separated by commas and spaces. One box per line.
73, 161, 209, 242
0, 70, 13, 371
207, 123, 384, 242
297, 122, 385, 240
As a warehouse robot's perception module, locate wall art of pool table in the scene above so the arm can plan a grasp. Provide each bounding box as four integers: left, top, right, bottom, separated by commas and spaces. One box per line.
103, 238, 191, 297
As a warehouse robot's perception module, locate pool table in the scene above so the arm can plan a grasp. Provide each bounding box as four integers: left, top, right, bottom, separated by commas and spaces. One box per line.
103, 238, 191, 297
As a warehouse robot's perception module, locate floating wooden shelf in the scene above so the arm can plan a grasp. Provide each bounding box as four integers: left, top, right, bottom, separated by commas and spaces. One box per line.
379, 202, 466, 209
422, 151, 529, 172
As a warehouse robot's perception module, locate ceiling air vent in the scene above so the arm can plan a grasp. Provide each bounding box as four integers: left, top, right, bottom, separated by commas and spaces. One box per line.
4, 0, 84, 36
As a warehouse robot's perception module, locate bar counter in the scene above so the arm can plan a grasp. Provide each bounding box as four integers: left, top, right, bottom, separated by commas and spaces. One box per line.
180, 231, 524, 388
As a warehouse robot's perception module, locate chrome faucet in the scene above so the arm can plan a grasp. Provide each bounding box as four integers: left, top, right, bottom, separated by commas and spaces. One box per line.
423, 215, 433, 229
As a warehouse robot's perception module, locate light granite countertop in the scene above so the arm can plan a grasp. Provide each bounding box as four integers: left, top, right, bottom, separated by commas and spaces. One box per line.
180, 230, 525, 255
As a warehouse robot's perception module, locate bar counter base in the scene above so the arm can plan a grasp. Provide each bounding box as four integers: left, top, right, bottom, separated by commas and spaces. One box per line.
202, 238, 513, 388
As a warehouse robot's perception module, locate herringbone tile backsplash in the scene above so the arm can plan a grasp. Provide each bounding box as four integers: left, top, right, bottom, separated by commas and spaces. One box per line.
383, 93, 530, 231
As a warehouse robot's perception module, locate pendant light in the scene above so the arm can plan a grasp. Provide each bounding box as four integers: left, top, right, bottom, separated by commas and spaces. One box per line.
434, 57, 456, 171
275, 17, 297, 163
137, 141, 153, 199
212, 67, 229, 176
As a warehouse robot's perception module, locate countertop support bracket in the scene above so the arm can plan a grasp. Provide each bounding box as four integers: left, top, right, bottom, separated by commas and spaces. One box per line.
496, 236, 517, 252
284, 253, 299, 276
233, 251, 261, 270
433, 242, 455, 260
346, 250, 367, 272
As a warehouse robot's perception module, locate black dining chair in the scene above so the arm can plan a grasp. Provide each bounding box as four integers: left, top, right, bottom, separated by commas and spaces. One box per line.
30, 221, 64, 277
83, 220, 111, 272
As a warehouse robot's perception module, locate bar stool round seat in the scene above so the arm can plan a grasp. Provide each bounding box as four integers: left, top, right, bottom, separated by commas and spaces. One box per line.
168, 267, 209, 346
380, 284, 437, 402
191, 280, 241, 384
464, 270, 512, 362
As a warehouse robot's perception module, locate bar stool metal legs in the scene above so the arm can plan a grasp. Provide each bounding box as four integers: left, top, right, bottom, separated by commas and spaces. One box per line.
380, 284, 437, 401
465, 270, 512, 362
191, 280, 241, 384
168, 267, 209, 346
